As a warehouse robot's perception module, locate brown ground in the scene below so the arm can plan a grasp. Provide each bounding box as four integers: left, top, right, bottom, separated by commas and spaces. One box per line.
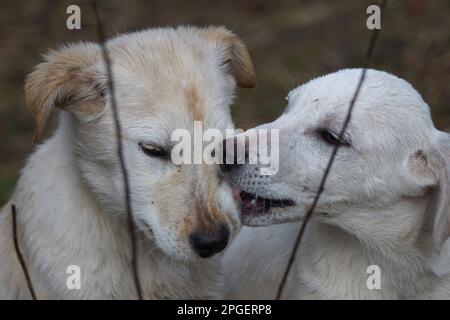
1, 0, 449, 204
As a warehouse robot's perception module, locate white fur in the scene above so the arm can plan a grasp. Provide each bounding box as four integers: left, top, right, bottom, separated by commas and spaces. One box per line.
0, 26, 255, 299
223, 69, 450, 299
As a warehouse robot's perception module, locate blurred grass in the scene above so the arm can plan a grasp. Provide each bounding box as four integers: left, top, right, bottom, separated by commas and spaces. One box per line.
0, 175, 17, 204
1, 0, 449, 205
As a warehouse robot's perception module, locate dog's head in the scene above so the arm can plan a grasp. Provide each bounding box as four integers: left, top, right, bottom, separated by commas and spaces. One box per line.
25, 26, 256, 261
222, 69, 450, 251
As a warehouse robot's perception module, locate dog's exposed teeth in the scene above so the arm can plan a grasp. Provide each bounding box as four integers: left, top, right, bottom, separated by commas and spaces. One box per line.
233, 189, 294, 215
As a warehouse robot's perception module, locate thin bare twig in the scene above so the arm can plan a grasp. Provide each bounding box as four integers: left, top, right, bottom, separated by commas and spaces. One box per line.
11, 204, 37, 300
275, 0, 388, 300
90, 0, 143, 299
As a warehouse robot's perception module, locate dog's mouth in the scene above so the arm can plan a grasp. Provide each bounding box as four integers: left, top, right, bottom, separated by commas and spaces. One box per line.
233, 187, 295, 216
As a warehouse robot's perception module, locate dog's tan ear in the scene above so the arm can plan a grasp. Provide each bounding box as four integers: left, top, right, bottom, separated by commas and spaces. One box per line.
407, 133, 450, 252
25, 43, 103, 143
201, 26, 256, 88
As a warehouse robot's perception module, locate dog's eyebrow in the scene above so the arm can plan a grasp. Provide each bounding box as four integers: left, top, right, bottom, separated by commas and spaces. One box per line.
321, 113, 335, 128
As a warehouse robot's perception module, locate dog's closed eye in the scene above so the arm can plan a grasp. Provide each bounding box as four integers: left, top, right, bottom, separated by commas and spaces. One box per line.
139, 142, 168, 159
220, 58, 232, 67
318, 129, 350, 147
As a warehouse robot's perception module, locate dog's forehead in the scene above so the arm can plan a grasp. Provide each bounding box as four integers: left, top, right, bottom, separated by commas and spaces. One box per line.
107, 29, 234, 139
287, 69, 433, 131
109, 29, 221, 90
115, 81, 233, 146
114, 70, 232, 130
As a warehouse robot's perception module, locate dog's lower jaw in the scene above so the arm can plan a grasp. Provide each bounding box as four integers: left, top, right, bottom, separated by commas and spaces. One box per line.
0, 122, 223, 299
240, 207, 305, 227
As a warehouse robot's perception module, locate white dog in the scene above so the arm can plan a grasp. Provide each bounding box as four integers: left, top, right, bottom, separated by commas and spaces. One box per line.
0, 26, 256, 299
222, 69, 450, 299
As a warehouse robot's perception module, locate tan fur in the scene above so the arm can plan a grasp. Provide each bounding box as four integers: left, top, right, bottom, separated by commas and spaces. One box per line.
25, 44, 101, 142
1, 26, 253, 299
185, 85, 204, 121
200, 27, 256, 88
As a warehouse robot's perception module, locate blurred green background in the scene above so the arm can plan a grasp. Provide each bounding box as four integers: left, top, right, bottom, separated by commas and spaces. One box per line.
1, 0, 449, 205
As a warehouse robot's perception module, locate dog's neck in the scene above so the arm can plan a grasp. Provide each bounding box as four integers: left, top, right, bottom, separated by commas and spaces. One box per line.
330, 197, 432, 254
298, 200, 445, 299
11, 114, 222, 299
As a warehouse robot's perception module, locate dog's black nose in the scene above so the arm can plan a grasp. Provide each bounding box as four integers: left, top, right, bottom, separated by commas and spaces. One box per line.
189, 225, 230, 258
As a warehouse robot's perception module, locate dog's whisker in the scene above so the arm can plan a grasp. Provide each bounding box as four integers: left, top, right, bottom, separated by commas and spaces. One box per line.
279, 66, 296, 93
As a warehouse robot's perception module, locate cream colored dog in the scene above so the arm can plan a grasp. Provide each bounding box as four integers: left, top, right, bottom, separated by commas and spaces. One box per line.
0, 26, 256, 299
222, 69, 450, 299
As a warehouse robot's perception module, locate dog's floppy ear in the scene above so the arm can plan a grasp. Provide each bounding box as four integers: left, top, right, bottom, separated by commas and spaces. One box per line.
407, 132, 450, 252
201, 26, 256, 88
25, 43, 103, 143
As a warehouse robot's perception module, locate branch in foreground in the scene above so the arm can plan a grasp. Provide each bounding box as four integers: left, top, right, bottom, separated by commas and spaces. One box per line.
11, 204, 37, 300
90, 0, 143, 299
